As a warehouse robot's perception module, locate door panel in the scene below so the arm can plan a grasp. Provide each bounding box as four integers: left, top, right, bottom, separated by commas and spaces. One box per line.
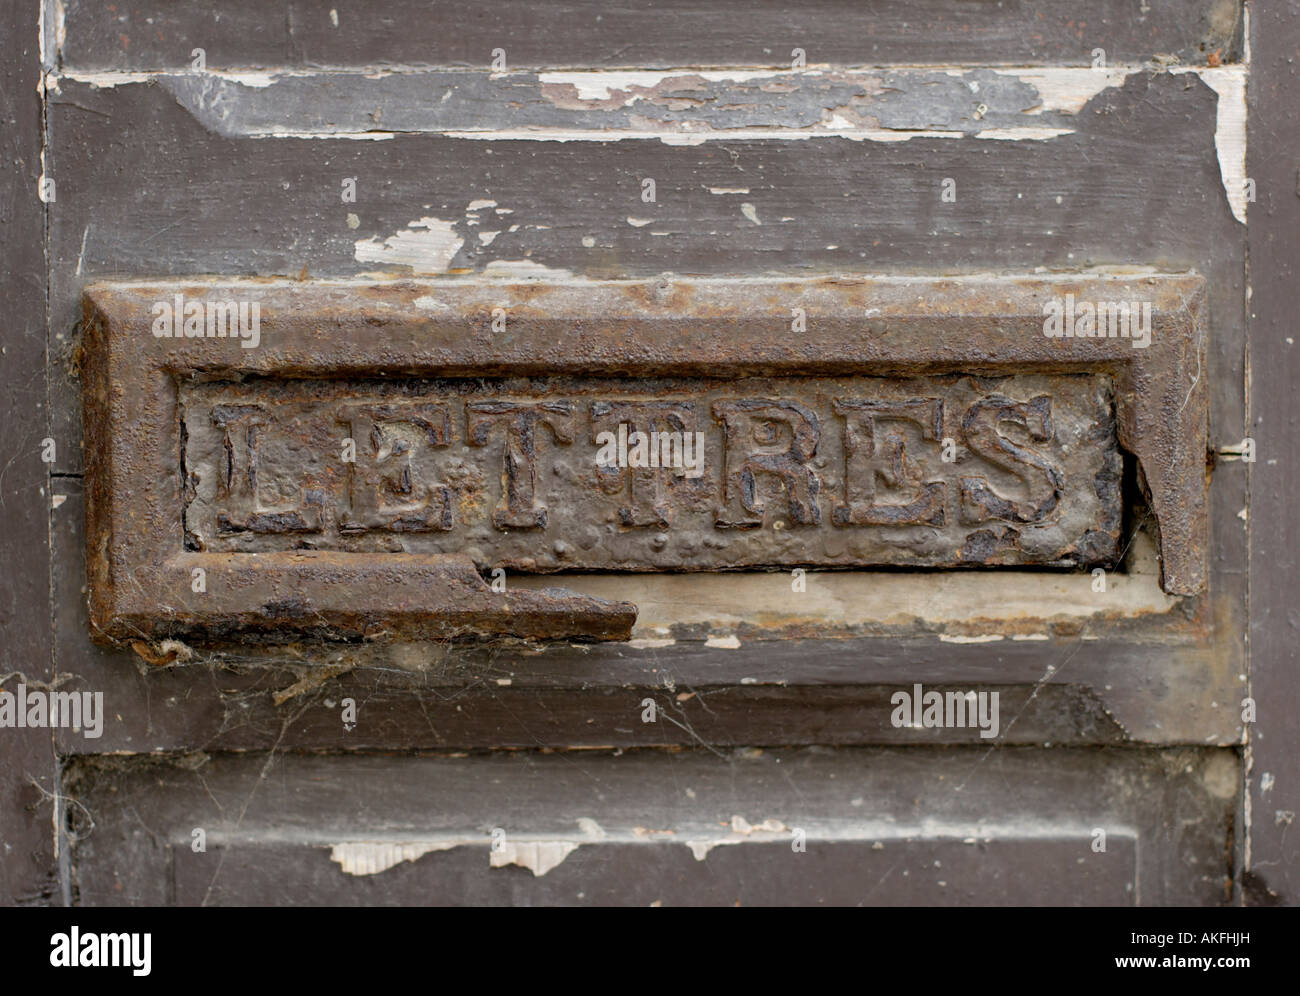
3, 0, 1285, 907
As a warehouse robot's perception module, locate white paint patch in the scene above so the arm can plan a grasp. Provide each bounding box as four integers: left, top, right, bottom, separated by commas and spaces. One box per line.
708, 187, 751, 195
1011, 633, 1050, 641
996, 68, 1135, 115
1174, 67, 1248, 224
38, 147, 51, 203
39, 0, 66, 70
217, 71, 281, 89
626, 217, 654, 227
482, 259, 574, 278
466, 199, 498, 211
705, 634, 741, 649
628, 637, 675, 649
354, 216, 464, 273
477, 230, 500, 246
1002, 64, 1248, 224
255, 130, 397, 140
489, 840, 579, 876
685, 816, 788, 861
740, 202, 761, 225
939, 634, 1005, 644
1261, 772, 1275, 793
411, 295, 451, 311
329, 840, 457, 876
64, 70, 285, 89
538, 69, 774, 102
973, 127, 1075, 141
441, 128, 969, 144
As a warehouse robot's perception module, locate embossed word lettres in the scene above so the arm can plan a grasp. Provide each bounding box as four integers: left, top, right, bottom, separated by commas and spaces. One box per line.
80, 275, 1208, 642
180, 374, 1119, 571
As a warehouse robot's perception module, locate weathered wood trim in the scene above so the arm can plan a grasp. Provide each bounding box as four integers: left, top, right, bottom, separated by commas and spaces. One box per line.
1243, 0, 1299, 907
0, 0, 59, 906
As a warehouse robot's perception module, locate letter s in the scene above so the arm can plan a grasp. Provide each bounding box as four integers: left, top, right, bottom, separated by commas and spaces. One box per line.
958, 395, 1063, 524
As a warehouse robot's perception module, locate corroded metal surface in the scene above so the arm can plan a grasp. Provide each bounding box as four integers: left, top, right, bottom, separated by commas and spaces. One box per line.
180, 373, 1121, 571
81, 274, 1207, 643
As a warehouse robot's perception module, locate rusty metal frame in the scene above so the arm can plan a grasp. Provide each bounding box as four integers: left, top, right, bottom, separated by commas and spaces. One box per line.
81, 273, 1207, 644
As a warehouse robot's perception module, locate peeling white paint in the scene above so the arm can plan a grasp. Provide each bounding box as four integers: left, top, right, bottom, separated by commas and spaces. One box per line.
333, 817, 607, 877
538, 69, 775, 102
685, 816, 788, 861
708, 187, 751, 195
477, 230, 500, 246
939, 634, 1005, 644
37, 146, 51, 204
626, 217, 654, 227
705, 634, 741, 649
482, 259, 574, 278
1174, 67, 1248, 223
490, 840, 580, 876
62, 64, 1196, 150
442, 127, 972, 144
329, 840, 457, 875
60, 69, 268, 88
973, 127, 1075, 141
253, 130, 397, 140
39, 0, 66, 70
628, 637, 676, 649
995, 67, 1135, 115
466, 198, 498, 211
411, 295, 451, 311
353, 216, 463, 273
740, 202, 761, 225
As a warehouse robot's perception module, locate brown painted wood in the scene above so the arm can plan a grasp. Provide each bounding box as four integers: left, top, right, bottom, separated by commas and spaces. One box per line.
19, 0, 1263, 908
55, 0, 1244, 71
49, 480, 1240, 753
0, 0, 59, 906
1243, 0, 1300, 907
46, 70, 1246, 484
65, 747, 1236, 906
45, 67, 1247, 754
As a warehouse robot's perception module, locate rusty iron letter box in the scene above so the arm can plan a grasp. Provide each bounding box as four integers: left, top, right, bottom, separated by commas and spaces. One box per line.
81, 274, 1207, 644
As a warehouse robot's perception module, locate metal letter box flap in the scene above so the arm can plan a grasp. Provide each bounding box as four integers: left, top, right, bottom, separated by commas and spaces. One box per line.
80, 274, 1207, 644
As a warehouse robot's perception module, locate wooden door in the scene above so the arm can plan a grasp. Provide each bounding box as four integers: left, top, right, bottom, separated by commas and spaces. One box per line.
2, 0, 1295, 909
